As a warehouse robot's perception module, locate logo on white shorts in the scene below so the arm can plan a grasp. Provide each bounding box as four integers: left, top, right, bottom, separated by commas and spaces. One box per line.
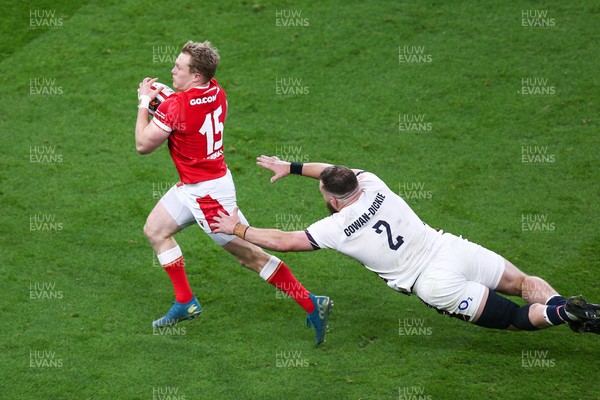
458, 296, 474, 311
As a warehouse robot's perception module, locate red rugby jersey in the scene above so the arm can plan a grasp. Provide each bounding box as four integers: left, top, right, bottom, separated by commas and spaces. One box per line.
153, 78, 227, 183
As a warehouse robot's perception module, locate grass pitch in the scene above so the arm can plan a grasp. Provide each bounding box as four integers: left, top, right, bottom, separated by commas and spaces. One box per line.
1, 1, 599, 399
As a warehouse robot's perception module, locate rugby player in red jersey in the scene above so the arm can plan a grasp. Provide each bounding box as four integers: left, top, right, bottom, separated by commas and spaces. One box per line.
135, 41, 331, 344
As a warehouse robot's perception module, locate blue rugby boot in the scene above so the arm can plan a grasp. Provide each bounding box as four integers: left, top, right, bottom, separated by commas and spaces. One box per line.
152, 296, 202, 327
306, 294, 333, 345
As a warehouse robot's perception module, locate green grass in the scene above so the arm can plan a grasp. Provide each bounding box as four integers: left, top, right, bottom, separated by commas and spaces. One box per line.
1, 1, 599, 399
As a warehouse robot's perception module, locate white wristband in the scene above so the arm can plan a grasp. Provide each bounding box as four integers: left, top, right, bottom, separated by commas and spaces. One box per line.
138, 95, 151, 110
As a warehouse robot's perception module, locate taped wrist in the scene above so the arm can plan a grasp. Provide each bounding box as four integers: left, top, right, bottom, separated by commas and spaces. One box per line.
233, 223, 249, 239
290, 162, 303, 175
138, 95, 151, 110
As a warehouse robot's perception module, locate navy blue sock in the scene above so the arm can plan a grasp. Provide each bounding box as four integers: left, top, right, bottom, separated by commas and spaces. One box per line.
546, 295, 566, 306
544, 305, 566, 325
544, 304, 578, 325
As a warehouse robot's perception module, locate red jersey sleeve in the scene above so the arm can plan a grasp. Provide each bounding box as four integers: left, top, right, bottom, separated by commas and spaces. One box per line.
152, 96, 181, 133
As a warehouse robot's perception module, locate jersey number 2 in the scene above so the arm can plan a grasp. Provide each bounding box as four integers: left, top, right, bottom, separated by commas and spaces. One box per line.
372, 220, 404, 250
199, 105, 224, 156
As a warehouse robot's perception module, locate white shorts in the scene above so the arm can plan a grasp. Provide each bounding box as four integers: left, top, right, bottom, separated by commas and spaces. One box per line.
412, 233, 505, 322
159, 170, 249, 245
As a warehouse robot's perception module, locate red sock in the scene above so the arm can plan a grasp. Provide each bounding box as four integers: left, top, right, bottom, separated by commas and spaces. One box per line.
262, 257, 314, 313
158, 246, 194, 304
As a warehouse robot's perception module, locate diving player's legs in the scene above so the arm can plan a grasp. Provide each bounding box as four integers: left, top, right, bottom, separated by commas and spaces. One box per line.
414, 271, 567, 331
491, 259, 600, 332
414, 235, 600, 333
473, 287, 600, 333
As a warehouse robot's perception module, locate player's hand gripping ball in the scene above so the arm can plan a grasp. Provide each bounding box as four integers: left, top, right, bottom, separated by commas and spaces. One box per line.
140, 83, 174, 115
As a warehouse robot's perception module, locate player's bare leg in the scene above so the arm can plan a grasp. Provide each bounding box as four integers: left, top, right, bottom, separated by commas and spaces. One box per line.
221, 237, 270, 273
144, 201, 183, 254
221, 238, 315, 312
474, 259, 600, 332
222, 237, 333, 344
495, 260, 559, 304
145, 201, 200, 327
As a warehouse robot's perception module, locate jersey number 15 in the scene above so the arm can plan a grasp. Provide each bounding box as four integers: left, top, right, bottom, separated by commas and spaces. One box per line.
199, 105, 224, 156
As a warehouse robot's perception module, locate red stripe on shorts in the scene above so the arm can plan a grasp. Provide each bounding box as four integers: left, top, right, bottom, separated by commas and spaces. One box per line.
197, 195, 229, 232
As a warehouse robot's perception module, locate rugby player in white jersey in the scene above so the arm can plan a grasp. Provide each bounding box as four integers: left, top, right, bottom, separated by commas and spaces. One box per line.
211, 155, 600, 335
135, 42, 332, 344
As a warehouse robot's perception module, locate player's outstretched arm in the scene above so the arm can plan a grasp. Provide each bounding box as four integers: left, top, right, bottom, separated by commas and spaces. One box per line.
257, 155, 334, 182
211, 208, 315, 252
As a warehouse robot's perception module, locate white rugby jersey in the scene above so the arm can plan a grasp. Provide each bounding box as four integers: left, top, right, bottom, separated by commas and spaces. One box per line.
306, 172, 445, 293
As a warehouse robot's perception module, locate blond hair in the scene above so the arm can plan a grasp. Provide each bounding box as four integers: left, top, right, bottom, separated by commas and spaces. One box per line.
181, 40, 220, 82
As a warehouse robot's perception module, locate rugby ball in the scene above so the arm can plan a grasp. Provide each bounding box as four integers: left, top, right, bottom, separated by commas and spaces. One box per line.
146, 82, 175, 115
